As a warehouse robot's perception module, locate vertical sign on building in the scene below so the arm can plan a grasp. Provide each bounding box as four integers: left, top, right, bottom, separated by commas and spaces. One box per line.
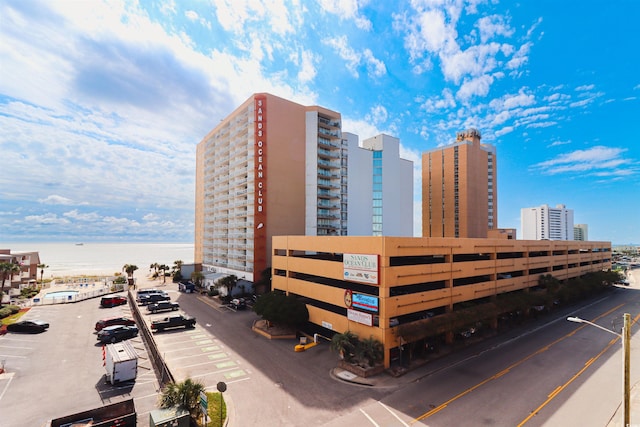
254, 95, 267, 278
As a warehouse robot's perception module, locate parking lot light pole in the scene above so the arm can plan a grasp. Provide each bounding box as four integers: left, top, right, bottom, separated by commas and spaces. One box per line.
567, 313, 631, 427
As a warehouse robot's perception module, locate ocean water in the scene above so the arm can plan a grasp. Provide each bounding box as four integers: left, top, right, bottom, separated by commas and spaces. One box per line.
4, 242, 195, 278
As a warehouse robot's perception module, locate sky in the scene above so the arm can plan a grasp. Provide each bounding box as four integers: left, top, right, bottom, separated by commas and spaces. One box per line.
1, 0, 638, 245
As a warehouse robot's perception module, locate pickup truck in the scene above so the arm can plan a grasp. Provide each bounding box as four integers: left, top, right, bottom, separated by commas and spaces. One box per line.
151, 315, 196, 332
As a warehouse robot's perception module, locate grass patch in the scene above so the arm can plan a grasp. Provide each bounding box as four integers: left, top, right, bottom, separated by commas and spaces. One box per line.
195, 391, 227, 427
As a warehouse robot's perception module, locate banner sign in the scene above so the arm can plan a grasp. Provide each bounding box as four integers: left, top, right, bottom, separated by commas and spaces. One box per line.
352, 293, 378, 313
347, 309, 373, 326
343, 253, 379, 285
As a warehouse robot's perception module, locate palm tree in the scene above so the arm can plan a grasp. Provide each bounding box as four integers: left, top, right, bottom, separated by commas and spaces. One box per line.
0, 262, 20, 296
158, 264, 170, 284
191, 271, 204, 287
172, 260, 183, 274
159, 378, 206, 420
37, 263, 49, 288
330, 331, 358, 363
122, 264, 138, 288
218, 275, 238, 298
150, 262, 159, 279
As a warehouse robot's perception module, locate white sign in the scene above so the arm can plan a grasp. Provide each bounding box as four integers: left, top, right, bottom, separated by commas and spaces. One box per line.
343, 254, 379, 284
347, 309, 373, 326
322, 321, 333, 330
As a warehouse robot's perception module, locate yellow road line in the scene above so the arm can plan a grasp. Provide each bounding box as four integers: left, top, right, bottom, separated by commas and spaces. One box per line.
411, 303, 625, 424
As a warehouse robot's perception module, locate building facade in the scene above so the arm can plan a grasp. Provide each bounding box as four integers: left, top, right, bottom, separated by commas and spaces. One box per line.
422, 128, 497, 238
574, 224, 588, 241
521, 204, 575, 241
0, 249, 40, 290
272, 235, 611, 368
195, 93, 413, 282
345, 133, 413, 237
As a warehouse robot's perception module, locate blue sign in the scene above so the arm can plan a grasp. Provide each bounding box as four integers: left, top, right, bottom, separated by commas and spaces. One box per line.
352, 293, 378, 313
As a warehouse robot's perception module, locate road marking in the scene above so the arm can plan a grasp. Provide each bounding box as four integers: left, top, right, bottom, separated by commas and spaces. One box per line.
412, 303, 625, 424
359, 408, 380, 426
379, 401, 410, 427
0, 372, 15, 401
517, 311, 640, 426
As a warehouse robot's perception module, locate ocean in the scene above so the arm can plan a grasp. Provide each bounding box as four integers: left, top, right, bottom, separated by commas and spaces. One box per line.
4, 242, 195, 278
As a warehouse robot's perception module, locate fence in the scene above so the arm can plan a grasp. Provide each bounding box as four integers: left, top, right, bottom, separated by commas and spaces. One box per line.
32, 282, 126, 306
127, 289, 175, 387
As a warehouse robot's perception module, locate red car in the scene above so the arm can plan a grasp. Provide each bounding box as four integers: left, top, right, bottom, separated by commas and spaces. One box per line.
95, 316, 136, 332
100, 295, 127, 308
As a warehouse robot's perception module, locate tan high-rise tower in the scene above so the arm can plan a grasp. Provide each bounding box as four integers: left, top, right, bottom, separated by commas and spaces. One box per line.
422, 128, 497, 238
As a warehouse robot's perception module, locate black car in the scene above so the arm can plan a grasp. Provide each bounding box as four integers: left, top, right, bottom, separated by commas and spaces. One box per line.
7, 320, 49, 333
97, 325, 139, 343
138, 293, 170, 306
147, 301, 180, 313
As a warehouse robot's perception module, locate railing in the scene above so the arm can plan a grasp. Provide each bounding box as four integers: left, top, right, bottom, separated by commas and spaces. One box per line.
127, 289, 175, 386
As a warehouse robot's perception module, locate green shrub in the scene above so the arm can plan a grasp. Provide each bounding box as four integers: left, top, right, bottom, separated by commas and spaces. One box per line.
207, 288, 219, 297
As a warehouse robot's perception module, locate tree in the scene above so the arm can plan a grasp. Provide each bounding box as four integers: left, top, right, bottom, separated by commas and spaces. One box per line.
254, 266, 272, 295
172, 260, 183, 275
150, 262, 159, 279
358, 336, 384, 367
191, 271, 204, 287
218, 275, 238, 298
253, 291, 309, 328
37, 263, 49, 288
0, 262, 20, 295
159, 378, 206, 420
122, 264, 138, 288
330, 331, 358, 363
158, 264, 170, 284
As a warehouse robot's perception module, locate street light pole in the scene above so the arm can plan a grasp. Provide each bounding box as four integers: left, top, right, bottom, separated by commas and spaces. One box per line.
567, 313, 631, 427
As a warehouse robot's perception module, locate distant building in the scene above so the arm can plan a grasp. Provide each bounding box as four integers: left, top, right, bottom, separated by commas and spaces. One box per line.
0, 249, 41, 290
574, 224, 588, 241
345, 133, 413, 237
521, 204, 574, 241
422, 128, 497, 238
195, 93, 413, 282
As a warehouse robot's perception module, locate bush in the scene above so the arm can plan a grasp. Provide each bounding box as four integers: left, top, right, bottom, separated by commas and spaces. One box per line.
207, 288, 219, 297
0, 305, 20, 319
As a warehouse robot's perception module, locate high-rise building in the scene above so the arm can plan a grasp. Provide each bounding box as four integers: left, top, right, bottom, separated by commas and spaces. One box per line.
345, 133, 413, 236
574, 224, 588, 241
195, 93, 413, 281
521, 204, 575, 240
421, 128, 497, 238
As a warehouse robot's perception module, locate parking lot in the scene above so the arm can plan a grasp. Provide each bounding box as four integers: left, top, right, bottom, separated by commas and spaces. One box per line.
0, 291, 161, 427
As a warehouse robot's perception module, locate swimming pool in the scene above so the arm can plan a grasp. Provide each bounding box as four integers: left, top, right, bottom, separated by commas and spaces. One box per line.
44, 290, 80, 299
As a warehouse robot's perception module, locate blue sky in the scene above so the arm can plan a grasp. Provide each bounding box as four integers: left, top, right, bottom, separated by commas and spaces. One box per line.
1, 0, 638, 245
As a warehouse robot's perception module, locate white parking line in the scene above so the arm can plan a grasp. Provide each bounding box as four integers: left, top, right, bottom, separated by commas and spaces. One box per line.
0, 372, 15, 401
0, 354, 28, 358
379, 401, 410, 427
359, 408, 380, 426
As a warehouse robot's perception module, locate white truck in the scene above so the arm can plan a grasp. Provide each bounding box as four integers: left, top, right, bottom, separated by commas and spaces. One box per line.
104, 341, 138, 385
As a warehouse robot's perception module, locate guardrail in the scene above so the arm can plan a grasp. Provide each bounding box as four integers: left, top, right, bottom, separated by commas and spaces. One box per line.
127, 289, 175, 387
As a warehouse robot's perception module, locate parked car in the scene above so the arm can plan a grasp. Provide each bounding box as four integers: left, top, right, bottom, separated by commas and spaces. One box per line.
137, 293, 170, 306
230, 298, 246, 310
151, 315, 196, 332
7, 320, 49, 334
95, 316, 136, 332
136, 289, 163, 300
97, 325, 139, 343
100, 295, 127, 308
147, 301, 180, 314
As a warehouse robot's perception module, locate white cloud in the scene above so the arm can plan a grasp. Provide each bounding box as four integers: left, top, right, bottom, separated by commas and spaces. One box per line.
63, 210, 101, 221
297, 50, 318, 83
318, 0, 372, 30
24, 213, 70, 225
367, 104, 388, 125
324, 36, 386, 79
456, 74, 494, 100
533, 146, 631, 175
575, 84, 595, 91
39, 195, 76, 205
476, 15, 514, 43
